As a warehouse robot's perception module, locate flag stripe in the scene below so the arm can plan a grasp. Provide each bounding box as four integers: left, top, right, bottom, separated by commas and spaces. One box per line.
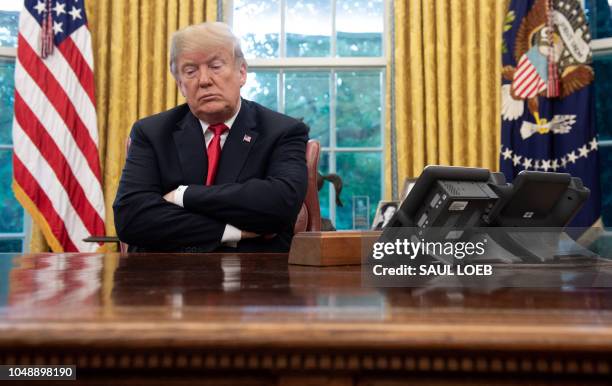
16, 35, 102, 182
516, 71, 541, 95
538, 80, 547, 93
13, 122, 97, 253
57, 33, 96, 104
19, 10, 98, 139
13, 157, 79, 252
515, 78, 539, 97
69, 26, 94, 71
13, 161, 77, 251
514, 67, 537, 93
514, 67, 537, 90
514, 62, 531, 81
521, 78, 541, 98
13, 59, 105, 215
514, 56, 532, 80
14, 92, 105, 237
515, 69, 537, 90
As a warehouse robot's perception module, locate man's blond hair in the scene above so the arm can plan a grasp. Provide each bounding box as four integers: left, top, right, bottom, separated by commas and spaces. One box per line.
169, 22, 245, 77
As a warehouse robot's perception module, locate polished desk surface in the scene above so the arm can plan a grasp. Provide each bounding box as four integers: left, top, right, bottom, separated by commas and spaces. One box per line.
2, 252, 612, 379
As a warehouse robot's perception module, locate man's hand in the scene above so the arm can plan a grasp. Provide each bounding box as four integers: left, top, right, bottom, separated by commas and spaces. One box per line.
163, 189, 177, 203
241, 231, 277, 240
241, 230, 259, 239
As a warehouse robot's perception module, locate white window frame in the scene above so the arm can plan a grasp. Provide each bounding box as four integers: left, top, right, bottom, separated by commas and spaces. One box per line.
0, 45, 31, 252
226, 0, 389, 228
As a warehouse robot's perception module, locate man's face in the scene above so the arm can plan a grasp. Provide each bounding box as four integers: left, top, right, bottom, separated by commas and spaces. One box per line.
175, 47, 246, 123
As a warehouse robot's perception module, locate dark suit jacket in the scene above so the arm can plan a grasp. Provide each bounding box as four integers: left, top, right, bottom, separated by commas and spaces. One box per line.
113, 99, 308, 253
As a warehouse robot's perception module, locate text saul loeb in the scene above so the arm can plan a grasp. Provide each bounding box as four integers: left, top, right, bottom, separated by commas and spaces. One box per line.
372, 264, 493, 276
370, 239, 493, 277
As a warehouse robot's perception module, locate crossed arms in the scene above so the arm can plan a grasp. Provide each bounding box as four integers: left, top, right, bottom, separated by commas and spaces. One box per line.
113, 120, 308, 251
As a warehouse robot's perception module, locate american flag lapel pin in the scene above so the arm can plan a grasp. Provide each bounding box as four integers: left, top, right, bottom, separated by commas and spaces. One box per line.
243, 134, 252, 143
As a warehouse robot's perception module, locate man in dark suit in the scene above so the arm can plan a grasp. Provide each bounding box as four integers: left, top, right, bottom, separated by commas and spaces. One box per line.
113, 22, 308, 253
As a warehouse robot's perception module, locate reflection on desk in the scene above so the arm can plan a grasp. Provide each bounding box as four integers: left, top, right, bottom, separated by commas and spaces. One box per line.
1, 252, 612, 385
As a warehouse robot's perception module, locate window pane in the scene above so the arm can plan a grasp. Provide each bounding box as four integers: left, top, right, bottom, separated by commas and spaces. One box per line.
0, 254, 12, 307
585, 0, 612, 39
318, 151, 330, 223
334, 152, 381, 230
243, 71, 278, 110
0, 58, 15, 145
336, 70, 382, 147
593, 54, 612, 140
286, 0, 331, 57
0, 149, 23, 233
234, 0, 280, 58
0, 9, 18, 48
600, 145, 612, 226
336, 0, 383, 57
0, 239, 21, 253
285, 71, 330, 146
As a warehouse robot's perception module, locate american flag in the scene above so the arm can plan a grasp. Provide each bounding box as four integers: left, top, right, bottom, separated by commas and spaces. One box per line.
12, 0, 105, 252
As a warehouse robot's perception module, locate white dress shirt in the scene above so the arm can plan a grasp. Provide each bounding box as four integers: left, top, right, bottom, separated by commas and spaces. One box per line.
171, 100, 242, 245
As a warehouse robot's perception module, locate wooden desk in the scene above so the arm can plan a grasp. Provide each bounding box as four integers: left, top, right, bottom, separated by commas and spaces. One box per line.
1, 252, 612, 385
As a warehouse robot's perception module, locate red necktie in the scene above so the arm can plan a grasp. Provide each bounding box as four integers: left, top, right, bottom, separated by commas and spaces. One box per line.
206, 123, 228, 186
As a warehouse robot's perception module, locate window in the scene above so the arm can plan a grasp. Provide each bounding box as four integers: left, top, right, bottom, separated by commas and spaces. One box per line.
0, 2, 28, 252
229, 0, 386, 229
585, 0, 612, 226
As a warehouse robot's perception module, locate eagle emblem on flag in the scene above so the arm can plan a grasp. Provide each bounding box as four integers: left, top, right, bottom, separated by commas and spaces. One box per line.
501, 0, 593, 140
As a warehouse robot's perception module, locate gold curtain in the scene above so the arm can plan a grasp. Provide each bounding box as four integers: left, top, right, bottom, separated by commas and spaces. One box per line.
30, 0, 217, 252
387, 0, 506, 197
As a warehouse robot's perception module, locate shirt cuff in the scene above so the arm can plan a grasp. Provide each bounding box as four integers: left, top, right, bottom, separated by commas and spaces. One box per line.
221, 224, 242, 247
173, 185, 188, 207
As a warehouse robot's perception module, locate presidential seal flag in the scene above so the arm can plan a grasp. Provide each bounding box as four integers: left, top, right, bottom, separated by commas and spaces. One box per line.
12, 0, 105, 252
500, 0, 601, 227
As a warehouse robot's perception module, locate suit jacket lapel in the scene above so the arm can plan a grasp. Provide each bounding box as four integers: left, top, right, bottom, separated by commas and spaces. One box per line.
173, 110, 207, 184
215, 99, 259, 184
